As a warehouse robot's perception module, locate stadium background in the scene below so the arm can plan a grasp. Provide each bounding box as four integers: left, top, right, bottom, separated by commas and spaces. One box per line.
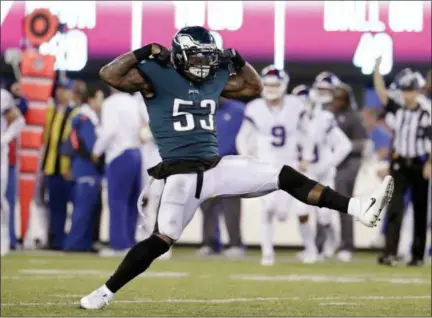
0, 0, 431, 248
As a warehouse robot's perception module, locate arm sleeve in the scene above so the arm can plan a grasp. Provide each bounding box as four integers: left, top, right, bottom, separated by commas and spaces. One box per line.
300, 116, 321, 162
236, 117, 257, 156
233, 103, 246, 136
1, 116, 25, 146
78, 119, 98, 152
92, 101, 118, 156
0, 89, 26, 145
313, 126, 353, 176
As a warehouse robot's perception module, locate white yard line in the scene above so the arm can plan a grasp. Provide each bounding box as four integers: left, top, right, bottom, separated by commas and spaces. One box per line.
313, 296, 431, 300
319, 302, 359, 306
2, 296, 430, 307
231, 274, 430, 285
6, 270, 428, 285
2, 271, 189, 280
18, 269, 189, 277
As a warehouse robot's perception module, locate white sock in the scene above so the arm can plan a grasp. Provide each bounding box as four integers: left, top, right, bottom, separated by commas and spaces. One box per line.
347, 198, 360, 218
261, 212, 274, 258
299, 220, 316, 253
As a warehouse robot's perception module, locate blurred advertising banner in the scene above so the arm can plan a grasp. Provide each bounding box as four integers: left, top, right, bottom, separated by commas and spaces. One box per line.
1, 1, 431, 73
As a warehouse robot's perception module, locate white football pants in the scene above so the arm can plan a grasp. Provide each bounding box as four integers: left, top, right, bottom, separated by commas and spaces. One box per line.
1, 160, 10, 255
140, 156, 282, 241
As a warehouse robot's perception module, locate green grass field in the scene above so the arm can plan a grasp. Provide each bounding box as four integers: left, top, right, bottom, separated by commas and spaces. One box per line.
1, 249, 431, 317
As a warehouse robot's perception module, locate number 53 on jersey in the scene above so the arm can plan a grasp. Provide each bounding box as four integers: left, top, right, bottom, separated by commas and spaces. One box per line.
173, 98, 217, 132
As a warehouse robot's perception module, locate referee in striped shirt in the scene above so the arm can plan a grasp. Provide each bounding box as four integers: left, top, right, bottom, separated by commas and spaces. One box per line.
374, 58, 431, 266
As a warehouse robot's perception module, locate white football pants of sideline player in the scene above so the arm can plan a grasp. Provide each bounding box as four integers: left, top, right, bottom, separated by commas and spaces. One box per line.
291, 169, 336, 255
1, 158, 10, 256
260, 190, 293, 261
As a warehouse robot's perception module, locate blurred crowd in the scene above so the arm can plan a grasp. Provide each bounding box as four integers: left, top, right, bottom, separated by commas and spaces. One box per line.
0, 66, 430, 265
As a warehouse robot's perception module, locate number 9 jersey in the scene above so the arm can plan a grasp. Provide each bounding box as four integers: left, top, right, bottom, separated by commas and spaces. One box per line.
237, 95, 306, 167
136, 60, 230, 161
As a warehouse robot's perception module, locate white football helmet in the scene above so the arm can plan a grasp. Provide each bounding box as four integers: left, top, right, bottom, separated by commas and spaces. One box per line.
260, 65, 289, 101
292, 84, 319, 109
312, 71, 341, 104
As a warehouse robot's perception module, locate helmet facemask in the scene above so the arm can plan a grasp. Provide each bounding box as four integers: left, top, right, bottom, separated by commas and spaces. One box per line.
172, 34, 220, 81
183, 50, 219, 79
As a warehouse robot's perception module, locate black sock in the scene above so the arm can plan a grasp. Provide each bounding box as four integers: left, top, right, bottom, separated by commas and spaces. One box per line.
278, 165, 350, 213
318, 186, 350, 213
105, 235, 170, 293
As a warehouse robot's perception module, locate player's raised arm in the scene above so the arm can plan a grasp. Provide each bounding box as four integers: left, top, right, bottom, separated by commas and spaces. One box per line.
221, 49, 263, 99
99, 44, 169, 93
373, 57, 389, 106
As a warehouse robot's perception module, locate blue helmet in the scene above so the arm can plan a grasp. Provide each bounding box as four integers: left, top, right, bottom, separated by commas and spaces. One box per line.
171, 26, 221, 80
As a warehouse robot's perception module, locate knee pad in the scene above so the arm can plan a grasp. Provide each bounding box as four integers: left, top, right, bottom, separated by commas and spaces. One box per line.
157, 213, 183, 241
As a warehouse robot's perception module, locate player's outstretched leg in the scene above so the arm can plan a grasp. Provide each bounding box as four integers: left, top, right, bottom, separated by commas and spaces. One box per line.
277, 166, 394, 228
80, 234, 170, 309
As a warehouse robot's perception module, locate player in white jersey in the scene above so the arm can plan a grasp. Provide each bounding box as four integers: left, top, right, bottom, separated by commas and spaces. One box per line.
1, 88, 25, 256
291, 85, 353, 263
133, 92, 171, 260
236, 65, 306, 266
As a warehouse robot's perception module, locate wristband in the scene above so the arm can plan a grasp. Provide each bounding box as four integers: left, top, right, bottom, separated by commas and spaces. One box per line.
231, 49, 246, 72
133, 44, 153, 62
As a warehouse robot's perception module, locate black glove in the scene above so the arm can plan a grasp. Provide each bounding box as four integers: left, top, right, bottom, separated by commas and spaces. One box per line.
221, 49, 246, 73
133, 43, 171, 66
152, 44, 171, 66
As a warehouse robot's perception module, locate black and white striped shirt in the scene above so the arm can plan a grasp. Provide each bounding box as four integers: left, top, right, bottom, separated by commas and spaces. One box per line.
385, 97, 431, 158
